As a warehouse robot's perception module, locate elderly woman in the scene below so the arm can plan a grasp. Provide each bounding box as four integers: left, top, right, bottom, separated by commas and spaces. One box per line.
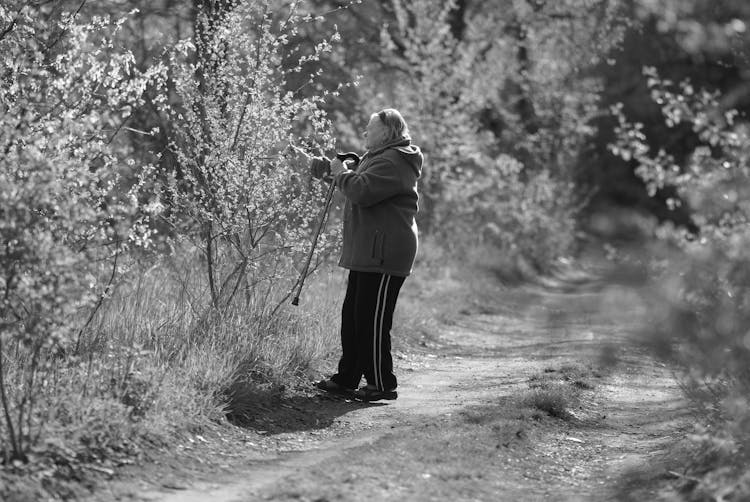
314, 108, 423, 402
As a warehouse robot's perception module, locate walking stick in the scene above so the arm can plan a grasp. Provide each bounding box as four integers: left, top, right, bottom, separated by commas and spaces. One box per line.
291, 152, 360, 306
291, 180, 335, 306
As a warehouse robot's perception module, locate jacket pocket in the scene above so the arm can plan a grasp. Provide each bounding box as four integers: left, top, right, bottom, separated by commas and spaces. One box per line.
371, 230, 386, 265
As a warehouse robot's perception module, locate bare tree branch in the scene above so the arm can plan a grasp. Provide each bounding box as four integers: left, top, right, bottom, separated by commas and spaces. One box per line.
44, 0, 87, 54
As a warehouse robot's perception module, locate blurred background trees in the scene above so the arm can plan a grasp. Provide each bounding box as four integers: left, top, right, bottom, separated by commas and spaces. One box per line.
592, 0, 750, 233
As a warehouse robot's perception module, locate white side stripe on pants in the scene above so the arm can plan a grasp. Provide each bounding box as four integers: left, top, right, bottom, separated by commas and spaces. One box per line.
373, 274, 390, 391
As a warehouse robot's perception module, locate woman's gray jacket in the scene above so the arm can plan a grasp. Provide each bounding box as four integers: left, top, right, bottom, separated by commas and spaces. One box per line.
333, 140, 423, 277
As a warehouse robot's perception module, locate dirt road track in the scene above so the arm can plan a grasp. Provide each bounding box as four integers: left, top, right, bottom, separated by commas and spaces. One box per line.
130, 285, 689, 502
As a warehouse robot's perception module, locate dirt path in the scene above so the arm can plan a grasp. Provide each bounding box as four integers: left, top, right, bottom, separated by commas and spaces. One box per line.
121, 280, 689, 502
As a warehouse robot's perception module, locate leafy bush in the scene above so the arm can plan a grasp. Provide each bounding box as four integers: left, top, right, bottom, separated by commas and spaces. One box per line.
0, 0, 346, 468
0, 4, 161, 462
153, 1, 342, 314
441, 154, 579, 272
611, 68, 750, 500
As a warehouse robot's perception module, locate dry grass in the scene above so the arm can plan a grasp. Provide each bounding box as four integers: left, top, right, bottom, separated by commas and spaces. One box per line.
523, 385, 574, 419
522, 364, 599, 420
0, 250, 342, 496
87, 256, 343, 425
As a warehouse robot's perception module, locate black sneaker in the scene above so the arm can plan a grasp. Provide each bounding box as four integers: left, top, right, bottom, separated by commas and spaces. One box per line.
315, 379, 355, 398
353, 385, 397, 402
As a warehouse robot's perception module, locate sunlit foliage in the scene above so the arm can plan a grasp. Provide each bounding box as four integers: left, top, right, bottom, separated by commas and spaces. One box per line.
152, 1, 342, 313
0, 4, 162, 460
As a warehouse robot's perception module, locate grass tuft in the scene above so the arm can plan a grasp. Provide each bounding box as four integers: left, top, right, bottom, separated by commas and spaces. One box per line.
522, 384, 574, 419
522, 364, 600, 420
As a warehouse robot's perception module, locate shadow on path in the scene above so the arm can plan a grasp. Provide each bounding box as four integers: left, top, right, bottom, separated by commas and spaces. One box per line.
226, 388, 386, 434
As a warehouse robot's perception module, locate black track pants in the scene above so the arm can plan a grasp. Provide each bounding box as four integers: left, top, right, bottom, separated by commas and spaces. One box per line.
331, 270, 405, 391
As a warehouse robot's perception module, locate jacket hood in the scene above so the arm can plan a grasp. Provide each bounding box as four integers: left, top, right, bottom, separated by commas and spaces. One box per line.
392, 144, 423, 178
369, 138, 423, 178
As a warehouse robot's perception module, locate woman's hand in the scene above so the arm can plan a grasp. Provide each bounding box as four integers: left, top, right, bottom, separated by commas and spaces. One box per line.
330, 158, 346, 175
310, 157, 331, 179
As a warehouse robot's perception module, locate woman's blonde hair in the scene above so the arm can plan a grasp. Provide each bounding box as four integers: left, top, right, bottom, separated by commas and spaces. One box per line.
376, 108, 411, 143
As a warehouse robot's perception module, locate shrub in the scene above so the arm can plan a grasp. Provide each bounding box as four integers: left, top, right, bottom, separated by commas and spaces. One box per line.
441, 154, 579, 273
0, 5, 161, 462
153, 1, 343, 314
0, 0, 346, 467
611, 67, 750, 500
